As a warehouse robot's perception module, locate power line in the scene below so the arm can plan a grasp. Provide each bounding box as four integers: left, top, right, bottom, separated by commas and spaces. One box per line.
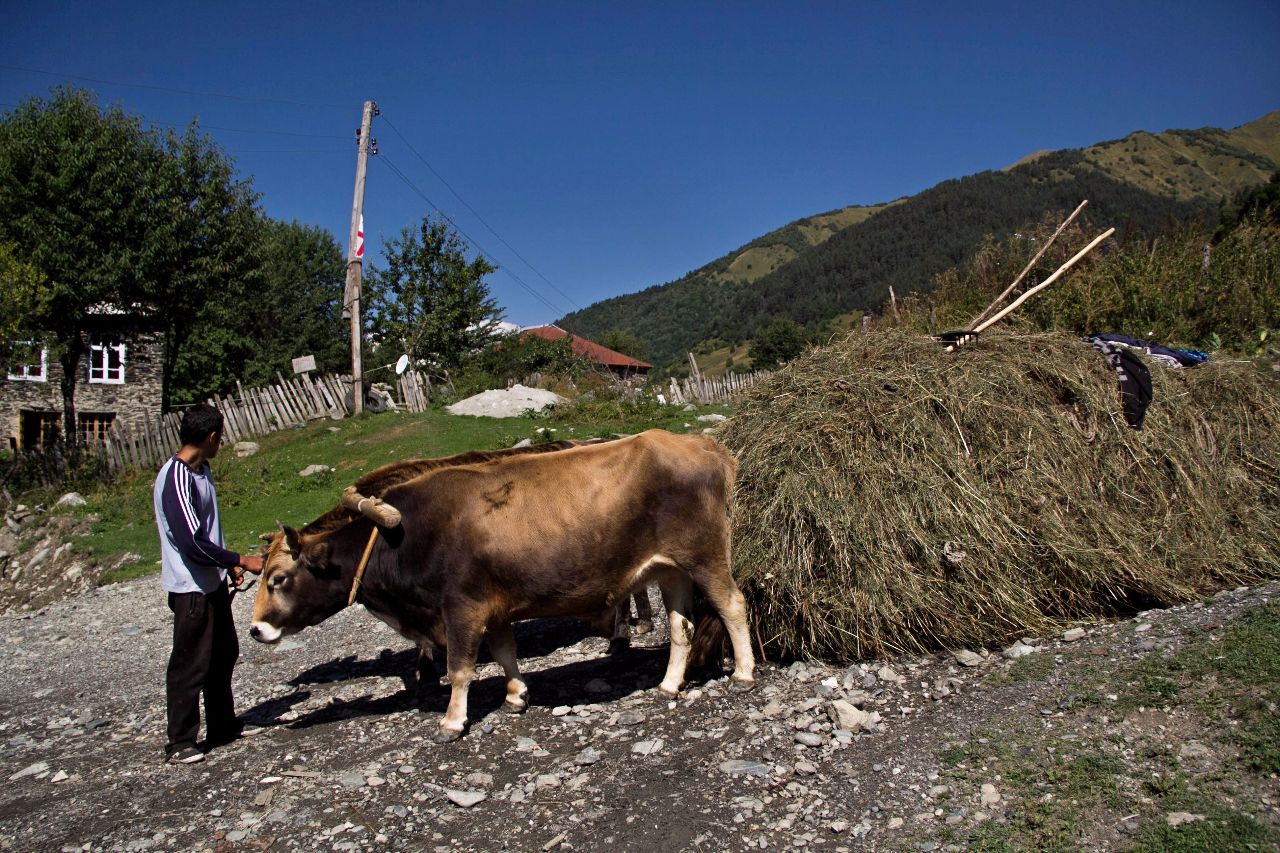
375, 154, 571, 320
380, 113, 583, 312
377, 153, 570, 319
0, 63, 349, 110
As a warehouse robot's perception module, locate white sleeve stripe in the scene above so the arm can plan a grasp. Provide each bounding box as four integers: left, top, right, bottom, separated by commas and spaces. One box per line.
172, 462, 199, 534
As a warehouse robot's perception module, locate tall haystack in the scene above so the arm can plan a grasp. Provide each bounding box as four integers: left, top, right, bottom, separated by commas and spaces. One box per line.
720, 329, 1280, 662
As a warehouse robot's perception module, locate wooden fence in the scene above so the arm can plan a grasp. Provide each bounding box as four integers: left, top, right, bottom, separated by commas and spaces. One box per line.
94, 370, 443, 473
87, 362, 764, 474
665, 369, 770, 405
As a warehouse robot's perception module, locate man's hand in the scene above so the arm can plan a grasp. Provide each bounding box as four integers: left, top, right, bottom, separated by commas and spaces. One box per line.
231, 554, 264, 589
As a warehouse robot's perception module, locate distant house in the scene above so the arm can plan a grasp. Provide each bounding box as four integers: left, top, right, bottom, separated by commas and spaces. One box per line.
1, 317, 162, 450
521, 325, 652, 377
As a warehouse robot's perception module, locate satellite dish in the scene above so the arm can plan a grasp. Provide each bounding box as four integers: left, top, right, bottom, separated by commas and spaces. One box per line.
394, 354, 410, 375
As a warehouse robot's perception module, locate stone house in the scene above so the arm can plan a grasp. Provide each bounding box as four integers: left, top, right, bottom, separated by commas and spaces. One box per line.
1, 321, 163, 450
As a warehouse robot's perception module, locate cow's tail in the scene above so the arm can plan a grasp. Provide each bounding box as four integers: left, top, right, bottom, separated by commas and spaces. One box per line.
688, 438, 739, 672
687, 590, 730, 672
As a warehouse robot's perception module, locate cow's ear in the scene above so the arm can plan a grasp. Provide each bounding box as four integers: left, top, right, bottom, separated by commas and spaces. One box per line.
302, 541, 338, 578
282, 525, 301, 556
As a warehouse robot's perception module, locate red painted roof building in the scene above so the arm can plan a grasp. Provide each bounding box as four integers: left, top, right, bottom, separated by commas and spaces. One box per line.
521, 325, 652, 376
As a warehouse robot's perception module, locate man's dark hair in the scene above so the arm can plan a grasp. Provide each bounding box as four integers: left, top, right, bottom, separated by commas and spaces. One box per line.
179, 404, 224, 447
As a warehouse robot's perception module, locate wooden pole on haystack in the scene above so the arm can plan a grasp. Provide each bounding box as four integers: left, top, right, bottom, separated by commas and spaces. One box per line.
945, 226, 1116, 353
970, 200, 1089, 329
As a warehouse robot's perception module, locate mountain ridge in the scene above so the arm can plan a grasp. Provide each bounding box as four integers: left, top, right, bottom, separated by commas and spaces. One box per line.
558, 110, 1279, 372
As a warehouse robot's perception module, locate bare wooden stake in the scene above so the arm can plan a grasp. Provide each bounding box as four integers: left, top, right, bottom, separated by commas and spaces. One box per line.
947, 227, 1116, 353
971, 200, 1088, 328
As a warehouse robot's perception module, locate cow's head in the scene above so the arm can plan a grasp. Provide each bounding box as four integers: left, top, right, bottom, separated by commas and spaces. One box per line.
250, 487, 403, 643
249, 525, 348, 643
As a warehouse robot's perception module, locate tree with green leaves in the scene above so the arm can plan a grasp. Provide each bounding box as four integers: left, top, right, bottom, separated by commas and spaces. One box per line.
170, 218, 346, 404
0, 88, 167, 446
750, 318, 808, 369
146, 124, 261, 410
0, 242, 47, 363
0, 87, 262, 438
593, 329, 649, 361
367, 215, 501, 371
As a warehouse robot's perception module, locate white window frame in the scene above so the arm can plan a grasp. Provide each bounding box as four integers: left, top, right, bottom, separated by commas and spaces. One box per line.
88, 341, 127, 385
6, 342, 47, 382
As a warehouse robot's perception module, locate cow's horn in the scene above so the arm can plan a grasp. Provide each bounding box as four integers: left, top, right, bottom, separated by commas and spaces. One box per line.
341, 485, 402, 528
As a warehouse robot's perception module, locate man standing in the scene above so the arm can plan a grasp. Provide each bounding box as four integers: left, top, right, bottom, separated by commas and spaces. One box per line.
153, 403, 263, 764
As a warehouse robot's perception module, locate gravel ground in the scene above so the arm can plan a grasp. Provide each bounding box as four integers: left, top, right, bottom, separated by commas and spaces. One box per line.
1, 565, 1277, 851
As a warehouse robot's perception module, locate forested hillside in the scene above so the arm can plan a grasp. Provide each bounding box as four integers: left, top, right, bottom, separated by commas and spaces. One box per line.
559, 111, 1279, 372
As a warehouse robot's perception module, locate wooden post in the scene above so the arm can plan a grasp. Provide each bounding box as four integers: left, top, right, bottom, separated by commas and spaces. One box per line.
345, 100, 378, 417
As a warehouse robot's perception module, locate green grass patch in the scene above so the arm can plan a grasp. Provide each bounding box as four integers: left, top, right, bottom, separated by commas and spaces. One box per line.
1100, 603, 1280, 773
1130, 790, 1279, 852
85, 403, 722, 584
988, 652, 1057, 686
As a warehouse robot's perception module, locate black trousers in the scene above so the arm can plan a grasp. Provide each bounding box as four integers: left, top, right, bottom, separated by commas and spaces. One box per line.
166, 583, 240, 754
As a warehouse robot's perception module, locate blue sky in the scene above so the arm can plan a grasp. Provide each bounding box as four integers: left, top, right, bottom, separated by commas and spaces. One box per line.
2, 2, 1277, 327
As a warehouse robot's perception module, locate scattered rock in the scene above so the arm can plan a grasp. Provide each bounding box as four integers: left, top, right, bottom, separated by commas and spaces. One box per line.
828, 700, 877, 732
632, 739, 664, 756
1165, 811, 1205, 827
54, 493, 86, 509
1061, 627, 1086, 642
1002, 641, 1037, 660
877, 665, 904, 684
298, 464, 334, 477
446, 789, 486, 809
720, 760, 770, 776
616, 710, 646, 726
233, 442, 260, 458
952, 649, 985, 667
1178, 741, 1214, 762
9, 761, 48, 781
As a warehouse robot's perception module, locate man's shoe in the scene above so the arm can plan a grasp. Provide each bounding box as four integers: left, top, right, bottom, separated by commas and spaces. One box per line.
167, 745, 205, 764
207, 723, 265, 746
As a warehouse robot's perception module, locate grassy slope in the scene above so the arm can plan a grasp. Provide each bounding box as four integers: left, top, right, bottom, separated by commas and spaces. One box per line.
714, 202, 900, 285
79, 405, 724, 584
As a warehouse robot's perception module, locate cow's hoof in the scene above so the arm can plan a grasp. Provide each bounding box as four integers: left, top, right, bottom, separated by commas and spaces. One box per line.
657, 683, 683, 698
728, 678, 756, 693
432, 727, 464, 744
633, 620, 654, 636
502, 699, 528, 715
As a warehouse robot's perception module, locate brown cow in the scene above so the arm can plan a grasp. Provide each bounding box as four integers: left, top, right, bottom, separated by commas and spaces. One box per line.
250, 430, 754, 741
321, 439, 608, 686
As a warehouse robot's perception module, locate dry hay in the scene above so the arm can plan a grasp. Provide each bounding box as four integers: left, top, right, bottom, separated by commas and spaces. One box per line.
719, 328, 1280, 662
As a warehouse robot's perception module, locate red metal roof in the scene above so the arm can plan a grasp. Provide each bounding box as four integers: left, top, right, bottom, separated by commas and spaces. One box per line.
521, 325, 652, 370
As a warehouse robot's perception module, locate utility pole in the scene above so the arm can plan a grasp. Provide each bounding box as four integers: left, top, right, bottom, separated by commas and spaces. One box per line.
345, 99, 378, 415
